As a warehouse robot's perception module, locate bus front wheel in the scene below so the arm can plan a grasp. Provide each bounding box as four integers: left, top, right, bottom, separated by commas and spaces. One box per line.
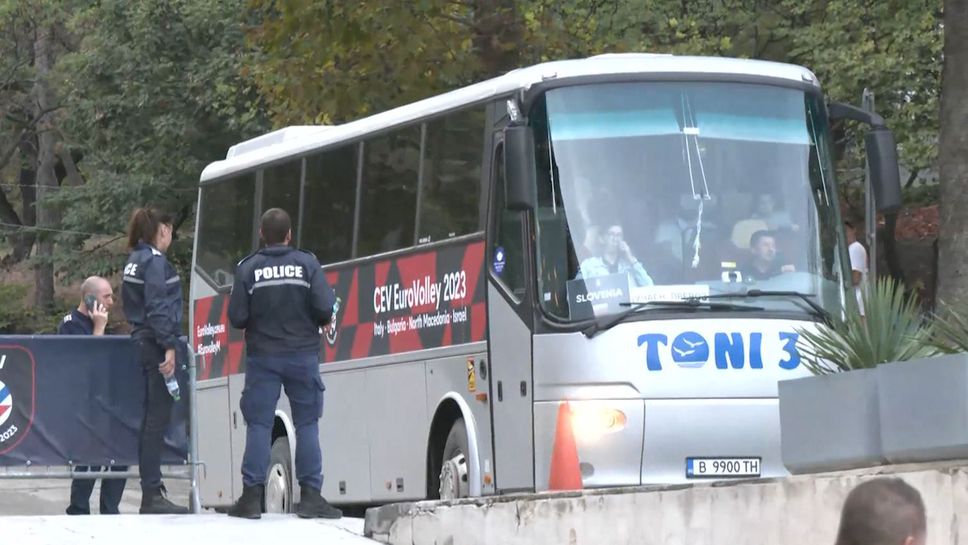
439, 418, 470, 501
265, 436, 293, 513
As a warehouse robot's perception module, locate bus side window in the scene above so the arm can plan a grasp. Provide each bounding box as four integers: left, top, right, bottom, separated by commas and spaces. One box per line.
358, 127, 421, 256
302, 145, 358, 264
261, 159, 302, 246
491, 145, 526, 300
420, 108, 485, 243
197, 174, 257, 288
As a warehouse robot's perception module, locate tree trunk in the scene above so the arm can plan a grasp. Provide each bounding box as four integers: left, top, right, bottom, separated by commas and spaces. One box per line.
56, 145, 84, 186
15, 139, 38, 263
0, 184, 21, 231
32, 25, 57, 310
937, 0, 968, 308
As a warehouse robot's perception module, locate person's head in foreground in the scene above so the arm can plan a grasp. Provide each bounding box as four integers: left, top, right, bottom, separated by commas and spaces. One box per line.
834, 477, 926, 545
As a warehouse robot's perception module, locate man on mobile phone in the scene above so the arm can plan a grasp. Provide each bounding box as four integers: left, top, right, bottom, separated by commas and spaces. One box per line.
60, 276, 128, 515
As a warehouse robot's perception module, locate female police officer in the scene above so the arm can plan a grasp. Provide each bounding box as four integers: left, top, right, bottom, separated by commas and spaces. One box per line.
121, 207, 189, 515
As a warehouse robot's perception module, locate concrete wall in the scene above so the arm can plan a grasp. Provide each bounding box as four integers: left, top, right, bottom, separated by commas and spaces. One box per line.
365, 461, 968, 545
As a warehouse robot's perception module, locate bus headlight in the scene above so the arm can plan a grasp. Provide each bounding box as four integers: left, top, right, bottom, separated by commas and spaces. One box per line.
570, 405, 627, 440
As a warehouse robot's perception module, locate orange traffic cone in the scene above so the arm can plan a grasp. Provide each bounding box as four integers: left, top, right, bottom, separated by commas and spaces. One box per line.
548, 401, 583, 490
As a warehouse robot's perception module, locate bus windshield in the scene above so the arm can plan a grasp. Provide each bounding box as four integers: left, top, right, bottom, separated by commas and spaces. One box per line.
530, 81, 849, 322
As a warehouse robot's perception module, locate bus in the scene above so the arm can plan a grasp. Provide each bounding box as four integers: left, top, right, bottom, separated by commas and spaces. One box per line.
190, 53, 901, 511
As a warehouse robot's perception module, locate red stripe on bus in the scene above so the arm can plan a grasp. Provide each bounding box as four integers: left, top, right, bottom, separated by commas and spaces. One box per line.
441, 323, 452, 346
193, 297, 215, 380
389, 321, 422, 354
396, 251, 439, 314
472, 302, 487, 341
343, 269, 360, 327
458, 242, 485, 307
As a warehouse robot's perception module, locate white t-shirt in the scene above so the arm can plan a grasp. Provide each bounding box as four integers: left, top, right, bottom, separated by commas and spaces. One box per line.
849, 241, 869, 315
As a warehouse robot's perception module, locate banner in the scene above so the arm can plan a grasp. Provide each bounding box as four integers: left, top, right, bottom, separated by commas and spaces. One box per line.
323, 238, 487, 363
0, 336, 188, 466
193, 237, 488, 377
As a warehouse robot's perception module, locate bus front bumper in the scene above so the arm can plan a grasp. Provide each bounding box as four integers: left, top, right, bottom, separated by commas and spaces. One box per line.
532, 398, 788, 491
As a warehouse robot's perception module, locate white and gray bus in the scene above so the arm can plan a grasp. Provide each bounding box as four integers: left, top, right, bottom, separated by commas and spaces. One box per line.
190, 53, 901, 511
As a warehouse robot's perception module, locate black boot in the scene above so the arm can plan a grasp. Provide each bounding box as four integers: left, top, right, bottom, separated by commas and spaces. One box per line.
296, 485, 342, 519
139, 484, 189, 515
227, 484, 264, 519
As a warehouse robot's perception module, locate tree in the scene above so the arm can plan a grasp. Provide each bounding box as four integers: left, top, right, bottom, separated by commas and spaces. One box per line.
937, 0, 968, 307
0, 1, 79, 309
247, 0, 528, 125
0, 3, 48, 266
53, 0, 269, 280
32, 17, 59, 309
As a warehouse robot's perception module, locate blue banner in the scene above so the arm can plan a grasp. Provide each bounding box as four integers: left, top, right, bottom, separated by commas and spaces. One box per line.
0, 336, 188, 466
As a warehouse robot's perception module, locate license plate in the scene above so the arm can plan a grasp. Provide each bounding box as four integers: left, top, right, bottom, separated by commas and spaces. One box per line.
686, 457, 761, 478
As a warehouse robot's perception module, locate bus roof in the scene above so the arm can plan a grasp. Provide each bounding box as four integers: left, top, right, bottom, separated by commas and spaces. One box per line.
200, 54, 820, 183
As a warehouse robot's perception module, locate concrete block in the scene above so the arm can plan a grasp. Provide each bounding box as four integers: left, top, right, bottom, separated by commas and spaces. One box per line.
368, 462, 968, 545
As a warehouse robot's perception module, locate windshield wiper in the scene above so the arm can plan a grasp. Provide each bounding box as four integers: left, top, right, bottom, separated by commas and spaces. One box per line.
582, 299, 765, 338
689, 289, 832, 326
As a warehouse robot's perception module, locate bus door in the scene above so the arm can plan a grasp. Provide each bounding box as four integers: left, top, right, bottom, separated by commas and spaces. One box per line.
486, 133, 536, 492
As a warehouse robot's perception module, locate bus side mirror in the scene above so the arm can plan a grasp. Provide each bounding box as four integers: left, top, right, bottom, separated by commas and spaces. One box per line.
504, 125, 537, 211
864, 128, 902, 213
828, 101, 902, 213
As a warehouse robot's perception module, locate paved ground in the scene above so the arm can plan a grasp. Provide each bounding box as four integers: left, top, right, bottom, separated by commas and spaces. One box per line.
0, 476, 193, 515
1, 478, 375, 545
11, 514, 373, 545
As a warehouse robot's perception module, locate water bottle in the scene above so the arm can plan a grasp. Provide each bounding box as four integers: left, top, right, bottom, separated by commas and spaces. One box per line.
165, 374, 180, 402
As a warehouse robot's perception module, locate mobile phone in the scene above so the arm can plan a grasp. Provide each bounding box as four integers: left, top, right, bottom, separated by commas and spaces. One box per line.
84, 294, 97, 313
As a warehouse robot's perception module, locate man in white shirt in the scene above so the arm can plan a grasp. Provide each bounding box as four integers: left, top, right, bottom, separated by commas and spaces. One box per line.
845, 220, 869, 318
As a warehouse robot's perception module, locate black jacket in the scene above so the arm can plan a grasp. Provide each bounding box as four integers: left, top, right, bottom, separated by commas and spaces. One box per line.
228, 245, 335, 356
58, 309, 94, 335
122, 242, 183, 349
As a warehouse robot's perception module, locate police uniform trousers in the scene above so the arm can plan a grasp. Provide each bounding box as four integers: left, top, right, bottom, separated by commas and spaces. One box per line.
240, 351, 325, 490
135, 338, 175, 491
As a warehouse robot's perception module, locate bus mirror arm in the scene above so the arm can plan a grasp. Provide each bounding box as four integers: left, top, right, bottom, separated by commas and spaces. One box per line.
504, 125, 537, 211
827, 101, 885, 128
828, 102, 902, 213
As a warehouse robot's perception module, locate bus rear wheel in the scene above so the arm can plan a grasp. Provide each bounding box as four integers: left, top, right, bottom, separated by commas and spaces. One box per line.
265, 436, 293, 513
439, 418, 470, 501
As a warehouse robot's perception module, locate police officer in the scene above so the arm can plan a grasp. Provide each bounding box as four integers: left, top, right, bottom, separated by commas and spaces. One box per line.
226, 208, 341, 520
61, 276, 128, 515
121, 207, 189, 515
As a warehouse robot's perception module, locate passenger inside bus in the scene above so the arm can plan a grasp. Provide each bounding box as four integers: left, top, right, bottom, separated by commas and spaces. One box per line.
653, 199, 687, 266
580, 224, 602, 259
648, 192, 733, 284
740, 230, 796, 281
730, 192, 798, 250
755, 193, 798, 231
577, 223, 654, 287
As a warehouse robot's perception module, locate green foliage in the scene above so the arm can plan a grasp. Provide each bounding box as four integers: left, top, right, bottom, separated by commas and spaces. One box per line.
778, 0, 942, 211
246, 0, 941, 215
0, 281, 73, 334
0, 0, 948, 331
797, 278, 937, 374
929, 304, 968, 354
245, 0, 512, 124
0, 283, 29, 332
50, 0, 270, 281
904, 183, 940, 208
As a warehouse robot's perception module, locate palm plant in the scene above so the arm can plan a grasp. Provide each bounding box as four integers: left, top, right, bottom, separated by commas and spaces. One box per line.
797, 277, 937, 375
930, 303, 968, 354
